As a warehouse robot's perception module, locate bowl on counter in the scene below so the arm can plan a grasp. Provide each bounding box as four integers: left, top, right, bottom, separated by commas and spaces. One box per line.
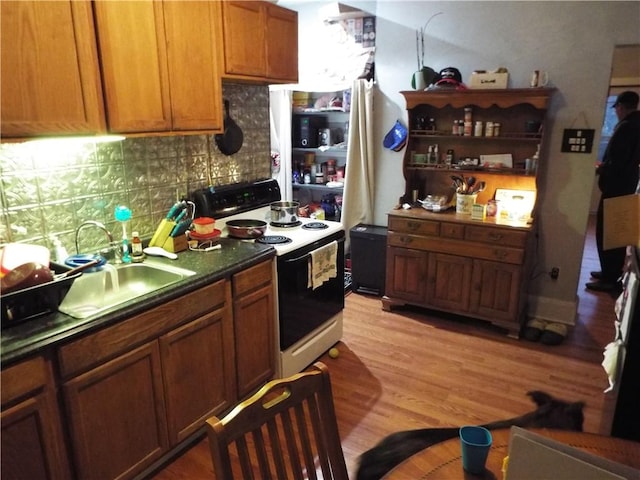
193, 217, 216, 235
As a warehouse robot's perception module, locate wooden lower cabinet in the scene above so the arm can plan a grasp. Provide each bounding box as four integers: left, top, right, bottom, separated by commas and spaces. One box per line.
63, 342, 169, 480
233, 260, 276, 397
58, 279, 235, 480
385, 246, 427, 304
3, 261, 276, 480
159, 308, 235, 444
1, 355, 71, 480
383, 211, 531, 336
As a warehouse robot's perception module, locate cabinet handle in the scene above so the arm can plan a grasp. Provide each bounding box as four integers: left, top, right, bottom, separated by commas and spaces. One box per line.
493, 249, 508, 260
407, 221, 420, 231
400, 236, 413, 245
489, 233, 504, 241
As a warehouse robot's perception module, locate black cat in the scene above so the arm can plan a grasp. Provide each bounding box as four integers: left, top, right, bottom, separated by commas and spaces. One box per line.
356, 390, 585, 480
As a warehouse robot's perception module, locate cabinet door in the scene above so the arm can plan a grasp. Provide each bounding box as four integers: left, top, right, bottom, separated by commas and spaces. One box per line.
0, 1, 105, 137
385, 246, 428, 304
159, 307, 235, 444
64, 342, 169, 480
234, 284, 276, 397
427, 252, 473, 312
265, 4, 298, 82
94, 0, 172, 133
222, 1, 267, 78
1, 356, 71, 480
162, 1, 223, 131
470, 259, 522, 322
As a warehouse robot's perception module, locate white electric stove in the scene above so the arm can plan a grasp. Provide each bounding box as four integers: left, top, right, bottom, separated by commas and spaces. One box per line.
191, 179, 345, 378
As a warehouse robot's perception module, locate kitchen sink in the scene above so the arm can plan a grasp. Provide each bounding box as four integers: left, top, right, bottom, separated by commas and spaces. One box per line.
59, 262, 196, 319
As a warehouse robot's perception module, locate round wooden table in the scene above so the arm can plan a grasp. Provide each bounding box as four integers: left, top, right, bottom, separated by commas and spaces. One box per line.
384, 428, 640, 479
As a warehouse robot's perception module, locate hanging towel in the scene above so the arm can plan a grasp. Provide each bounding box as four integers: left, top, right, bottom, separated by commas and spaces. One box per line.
308, 240, 338, 290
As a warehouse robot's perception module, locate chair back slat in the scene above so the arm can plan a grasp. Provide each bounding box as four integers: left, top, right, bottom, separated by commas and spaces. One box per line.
206, 362, 348, 480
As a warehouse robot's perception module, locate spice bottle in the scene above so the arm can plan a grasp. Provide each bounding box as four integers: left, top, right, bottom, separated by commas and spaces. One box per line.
474, 121, 483, 137
131, 231, 144, 262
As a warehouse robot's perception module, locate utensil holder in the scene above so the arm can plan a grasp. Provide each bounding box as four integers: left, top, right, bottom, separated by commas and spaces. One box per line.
456, 193, 478, 215
162, 234, 188, 253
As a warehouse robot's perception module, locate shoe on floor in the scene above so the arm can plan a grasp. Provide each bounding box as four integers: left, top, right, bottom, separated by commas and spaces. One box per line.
540, 323, 568, 346
590, 271, 602, 279
522, 319, 546, 342
585, 280, 619, 292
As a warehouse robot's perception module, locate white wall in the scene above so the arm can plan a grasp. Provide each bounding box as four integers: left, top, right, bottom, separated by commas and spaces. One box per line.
282, 0, 640, 322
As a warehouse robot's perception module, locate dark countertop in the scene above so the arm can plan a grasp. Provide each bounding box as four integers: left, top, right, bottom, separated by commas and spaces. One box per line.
1, 238, 275, 367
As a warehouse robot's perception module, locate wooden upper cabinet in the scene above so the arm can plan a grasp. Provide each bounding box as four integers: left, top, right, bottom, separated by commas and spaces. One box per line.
222, 2, 267, 78
265, 4, 299, 83
0, 1, 105, 138
93, 1, 171, 133
162, 1, 223, 131
222, 1, 298, 83
94, 1, 223, 134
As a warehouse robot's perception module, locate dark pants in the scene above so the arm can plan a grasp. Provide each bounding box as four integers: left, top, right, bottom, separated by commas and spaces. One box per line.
595, 195, 626, 283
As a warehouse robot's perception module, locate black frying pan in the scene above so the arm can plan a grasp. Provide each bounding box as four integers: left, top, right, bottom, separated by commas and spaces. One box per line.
215, 99, 244, 155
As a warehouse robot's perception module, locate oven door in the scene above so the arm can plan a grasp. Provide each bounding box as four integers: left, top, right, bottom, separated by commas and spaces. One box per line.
277, 231, 345, 350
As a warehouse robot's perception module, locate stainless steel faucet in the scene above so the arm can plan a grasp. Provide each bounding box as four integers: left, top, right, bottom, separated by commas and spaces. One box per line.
75, 220, 120, 262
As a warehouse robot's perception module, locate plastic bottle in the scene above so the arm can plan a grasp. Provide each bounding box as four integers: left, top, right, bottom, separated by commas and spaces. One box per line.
51, 235, 69, 264
531, 144, 540, 173
114, 205, 132, 263
131, 231, 144, 262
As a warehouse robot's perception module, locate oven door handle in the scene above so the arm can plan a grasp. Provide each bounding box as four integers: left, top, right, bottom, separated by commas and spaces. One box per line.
281, 237, 345, 264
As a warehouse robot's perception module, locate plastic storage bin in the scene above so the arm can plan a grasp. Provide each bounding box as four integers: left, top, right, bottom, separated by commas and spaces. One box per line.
349, 224, 388, 295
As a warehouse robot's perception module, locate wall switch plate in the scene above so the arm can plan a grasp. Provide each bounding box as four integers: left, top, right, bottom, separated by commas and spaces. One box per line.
561, 129, 594, 153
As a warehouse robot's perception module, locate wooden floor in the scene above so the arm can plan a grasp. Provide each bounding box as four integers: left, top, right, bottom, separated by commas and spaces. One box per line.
151, 215, 618, 479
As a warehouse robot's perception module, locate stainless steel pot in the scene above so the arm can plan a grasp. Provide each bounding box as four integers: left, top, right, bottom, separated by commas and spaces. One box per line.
270, 201, 300, 224
226, 219, 267, 239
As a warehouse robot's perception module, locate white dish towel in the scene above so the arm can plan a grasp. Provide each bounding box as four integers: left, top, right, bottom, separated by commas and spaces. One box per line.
308, 240, 338, 290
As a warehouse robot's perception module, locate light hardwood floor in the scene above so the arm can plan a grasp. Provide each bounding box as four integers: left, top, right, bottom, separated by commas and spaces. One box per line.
151, 215, 617, 479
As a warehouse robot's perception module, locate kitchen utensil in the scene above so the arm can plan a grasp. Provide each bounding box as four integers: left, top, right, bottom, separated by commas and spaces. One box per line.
215, 99, 244, 156
55, 258, 100, 279
65, 253, 107, 272
0, 243, 50, 276
170, 219, 193, 238
1, 262, 53, 294
143, 246, 178, 260
471, 181, 486, 194
466, 176, 476, 189
270, 201, 300, 224
226, 219, 267, 239
150, 200, 185, 247
188, 229, 221, 241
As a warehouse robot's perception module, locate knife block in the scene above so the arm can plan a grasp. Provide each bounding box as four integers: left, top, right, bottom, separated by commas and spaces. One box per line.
162, 234, 188, 253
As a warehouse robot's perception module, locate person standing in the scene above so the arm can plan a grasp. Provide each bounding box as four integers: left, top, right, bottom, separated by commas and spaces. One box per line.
587, 91, 640, 292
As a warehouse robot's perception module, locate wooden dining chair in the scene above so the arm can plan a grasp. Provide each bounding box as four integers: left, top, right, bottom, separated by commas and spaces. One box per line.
206, 361, 348, 480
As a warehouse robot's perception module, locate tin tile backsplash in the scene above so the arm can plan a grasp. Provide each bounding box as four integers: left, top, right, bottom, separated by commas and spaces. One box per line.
0, 84, 271, 255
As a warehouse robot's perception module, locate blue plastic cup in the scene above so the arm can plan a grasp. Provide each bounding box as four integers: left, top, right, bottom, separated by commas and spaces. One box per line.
459, 426, 492, 474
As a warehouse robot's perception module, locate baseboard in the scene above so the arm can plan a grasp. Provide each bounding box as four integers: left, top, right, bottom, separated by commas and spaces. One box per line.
526, 295, 578, 326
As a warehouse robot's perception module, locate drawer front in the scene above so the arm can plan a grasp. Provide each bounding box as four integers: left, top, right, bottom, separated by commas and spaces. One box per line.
1, 356, 47, 405
58, 280, 227, 378
465, 225, 527, 248
233, 260, 273, 297
440, 222, 465, 239
392, 235, 524, 265
388, 216, 440, 236
387, 232, 430, 251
